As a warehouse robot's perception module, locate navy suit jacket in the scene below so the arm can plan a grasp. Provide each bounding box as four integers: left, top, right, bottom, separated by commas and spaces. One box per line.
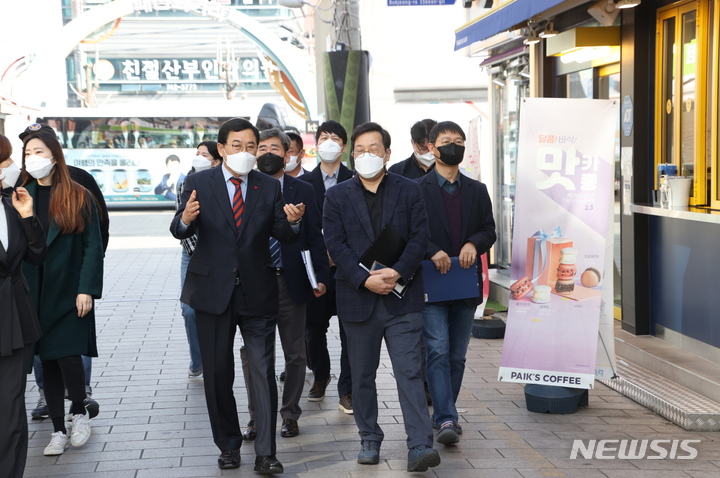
323, 173, 429, 322
170, 167, 299, 317
298, 163, 354, 215
416, 172, 496, 303
279, 174, 329, 305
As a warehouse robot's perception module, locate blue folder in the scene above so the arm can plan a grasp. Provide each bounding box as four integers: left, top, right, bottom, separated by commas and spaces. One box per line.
422, 257, 479, 303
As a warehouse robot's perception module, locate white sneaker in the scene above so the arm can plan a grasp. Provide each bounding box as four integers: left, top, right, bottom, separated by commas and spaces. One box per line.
70, 413, 91, 447
44, 432, 69, 456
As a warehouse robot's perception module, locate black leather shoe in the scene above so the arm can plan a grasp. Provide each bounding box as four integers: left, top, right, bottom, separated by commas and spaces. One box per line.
254, 455, 284, 474
280, 418, 299, 437
243, 420, 257, 441
217, 449, 240, 469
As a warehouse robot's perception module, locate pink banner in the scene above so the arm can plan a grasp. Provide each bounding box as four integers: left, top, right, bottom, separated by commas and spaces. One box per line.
499, 98, 618, 389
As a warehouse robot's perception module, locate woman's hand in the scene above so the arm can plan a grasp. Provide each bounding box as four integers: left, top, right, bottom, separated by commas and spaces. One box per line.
12, 187, 34, 218
77, 294, 93, 317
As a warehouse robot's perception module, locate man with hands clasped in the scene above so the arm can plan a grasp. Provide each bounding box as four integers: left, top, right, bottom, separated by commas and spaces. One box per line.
170, 118, 303, 475
416, 121, 496, 446
322, 122, 440, 473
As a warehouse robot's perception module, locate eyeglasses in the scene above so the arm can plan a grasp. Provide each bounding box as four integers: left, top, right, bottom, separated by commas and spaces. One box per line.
435, 139, 465, 147
225, 142, 256, 152
353, 148, 385, 157
414, 143, 430, 154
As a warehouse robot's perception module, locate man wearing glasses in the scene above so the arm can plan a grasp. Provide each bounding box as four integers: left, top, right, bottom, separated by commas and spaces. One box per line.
170, 118, 303, 474
417, 121, 496, 446
322, 122, 441, 472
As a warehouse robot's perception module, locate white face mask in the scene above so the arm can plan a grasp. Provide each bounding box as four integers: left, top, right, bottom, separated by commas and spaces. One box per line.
225, 151, 256, 175
354, 152, 386, 179
25, 154, 55, 179
192, 155, 212, 172
285, 155, 300, 172
0, 161, 21, 189
415, 151, 436, 167
317, 140, 343, 163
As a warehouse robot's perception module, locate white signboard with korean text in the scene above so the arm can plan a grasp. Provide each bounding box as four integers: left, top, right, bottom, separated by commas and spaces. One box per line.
499, 98, 618, 389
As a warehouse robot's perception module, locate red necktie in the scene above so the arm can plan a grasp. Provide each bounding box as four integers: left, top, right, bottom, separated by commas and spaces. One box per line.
229, 177, 244, 230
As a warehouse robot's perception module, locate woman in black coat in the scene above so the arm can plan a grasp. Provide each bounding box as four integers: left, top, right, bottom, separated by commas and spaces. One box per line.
0, 133, 47, 478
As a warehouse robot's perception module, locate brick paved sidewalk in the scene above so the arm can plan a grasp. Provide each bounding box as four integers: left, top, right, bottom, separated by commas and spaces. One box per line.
23, 211, 720, 477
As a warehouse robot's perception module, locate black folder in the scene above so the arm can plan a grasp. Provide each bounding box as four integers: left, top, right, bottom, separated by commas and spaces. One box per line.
359, 224, 409, 298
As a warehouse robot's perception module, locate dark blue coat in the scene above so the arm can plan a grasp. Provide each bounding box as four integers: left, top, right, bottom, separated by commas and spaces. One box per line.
170, 167, 299, 317
416, 172, 496, 304
323, 173, 429, 322
416, 172, 496, 260
280, 174, 329, 305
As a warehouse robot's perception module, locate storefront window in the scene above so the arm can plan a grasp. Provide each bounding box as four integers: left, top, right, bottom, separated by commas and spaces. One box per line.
492, 63, 529, 269
680, 10, 697, 182
655, 0, 709, 205
566, 69, 594, 99
660, 16, 676, 183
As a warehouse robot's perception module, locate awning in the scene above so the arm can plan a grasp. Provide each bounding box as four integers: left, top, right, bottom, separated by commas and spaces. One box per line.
454, 0, 567, 51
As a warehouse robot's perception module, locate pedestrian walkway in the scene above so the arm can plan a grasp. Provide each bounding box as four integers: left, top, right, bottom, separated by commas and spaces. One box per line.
24, 211, 720, 477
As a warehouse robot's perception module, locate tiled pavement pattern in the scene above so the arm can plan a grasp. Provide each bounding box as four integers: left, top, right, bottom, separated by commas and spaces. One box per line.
23, 211, 720, 477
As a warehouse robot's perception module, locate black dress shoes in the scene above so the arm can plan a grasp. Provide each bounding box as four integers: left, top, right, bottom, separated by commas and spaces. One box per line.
243, 420, 257, 441
254, 455, 284, 474
217, 449, 240, 469
280, 418, 299, 437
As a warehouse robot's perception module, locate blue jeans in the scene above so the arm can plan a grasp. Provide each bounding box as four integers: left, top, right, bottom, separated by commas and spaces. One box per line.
34, 355, 92, 392
422, 300, 476, 426
180, 248, 202, 372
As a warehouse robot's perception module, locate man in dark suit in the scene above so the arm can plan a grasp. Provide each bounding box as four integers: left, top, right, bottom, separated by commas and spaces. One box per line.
241, 129, 329, 439
298, 121, 354, 413
417, 121, 496, 446
323, 122, 440, 472
387, 119, 437, 180
170, 118, 304, 474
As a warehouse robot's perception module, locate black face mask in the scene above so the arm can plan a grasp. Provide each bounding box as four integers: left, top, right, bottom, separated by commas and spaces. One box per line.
256, 153, 285, 175
437, 143, 465, 166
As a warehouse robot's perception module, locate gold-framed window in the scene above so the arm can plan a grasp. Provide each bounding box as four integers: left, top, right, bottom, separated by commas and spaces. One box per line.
655, 0, 712, 206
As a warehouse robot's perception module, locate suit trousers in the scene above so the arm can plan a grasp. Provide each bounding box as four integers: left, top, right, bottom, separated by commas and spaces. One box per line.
0, 344, 32, 478
342, 299, 433, 449
243, 275, 307, 421
196, 284, 278, 456
305, 273, 352, 396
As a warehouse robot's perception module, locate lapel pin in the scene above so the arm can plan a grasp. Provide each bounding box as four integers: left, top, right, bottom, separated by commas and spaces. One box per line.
254, 185, 259, 189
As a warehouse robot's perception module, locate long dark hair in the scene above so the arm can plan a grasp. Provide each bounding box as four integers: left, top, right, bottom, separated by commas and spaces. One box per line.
21, 125, 91, 234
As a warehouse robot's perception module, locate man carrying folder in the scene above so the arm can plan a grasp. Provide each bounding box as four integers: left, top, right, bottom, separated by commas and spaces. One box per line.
417, 121, 496, 446
241, 129, 329, 440
323, 122, 441, 472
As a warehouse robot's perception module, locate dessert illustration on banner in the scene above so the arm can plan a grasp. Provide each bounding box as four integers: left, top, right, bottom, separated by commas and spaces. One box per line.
580, 267, 601, 288
554, 247, 577, 295
550, 247, 603, 301
531, 285, 551, 304
510, 226, 602, 302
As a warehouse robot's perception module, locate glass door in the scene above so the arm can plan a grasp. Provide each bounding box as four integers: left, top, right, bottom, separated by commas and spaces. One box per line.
492, 62, 529, 269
